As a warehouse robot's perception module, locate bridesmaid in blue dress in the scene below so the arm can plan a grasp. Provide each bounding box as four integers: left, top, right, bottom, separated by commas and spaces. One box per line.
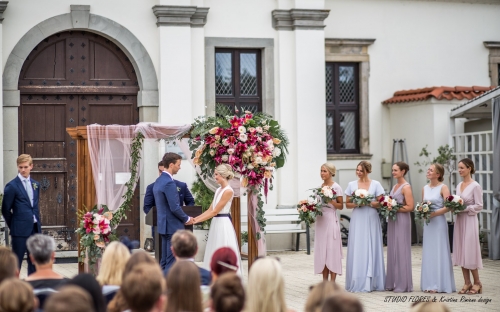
421, 163, 456, 293
345, 161, 386, 292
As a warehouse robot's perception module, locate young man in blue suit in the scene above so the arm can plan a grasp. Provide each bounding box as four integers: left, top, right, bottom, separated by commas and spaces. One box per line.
144, 161, 195, 251
153, 153, 194, 271
165, 230, 211, 285
1, 154, 41, 275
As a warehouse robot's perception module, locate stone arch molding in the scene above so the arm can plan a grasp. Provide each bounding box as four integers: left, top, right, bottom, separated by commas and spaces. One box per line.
3, 6, 159, 108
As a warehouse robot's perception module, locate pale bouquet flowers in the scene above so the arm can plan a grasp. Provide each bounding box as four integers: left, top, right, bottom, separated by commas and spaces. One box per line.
296, 196, 322, 226
311, 185, 338, 205
444, 195, 466, 215
351, 188, 374, 207
378, 195, 401, 221
414, 201, 432, 225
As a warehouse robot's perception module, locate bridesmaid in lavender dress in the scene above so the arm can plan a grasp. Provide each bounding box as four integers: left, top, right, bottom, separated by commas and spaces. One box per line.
314, 163, 344, 281
421, 163, 455, 293
345, 161, 386, 292
385, 162, 414, 292
453, 158, 483, 295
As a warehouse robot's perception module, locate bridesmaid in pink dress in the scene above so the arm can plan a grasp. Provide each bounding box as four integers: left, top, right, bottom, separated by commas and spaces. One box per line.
453, 158, 483, 295
314, 163, 344, 281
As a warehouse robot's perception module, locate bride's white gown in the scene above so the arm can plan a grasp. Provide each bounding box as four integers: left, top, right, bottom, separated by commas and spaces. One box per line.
203, 185, 242, 275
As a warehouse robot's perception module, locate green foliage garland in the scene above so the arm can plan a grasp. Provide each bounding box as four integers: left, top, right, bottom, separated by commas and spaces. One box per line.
191, 174, 215, 229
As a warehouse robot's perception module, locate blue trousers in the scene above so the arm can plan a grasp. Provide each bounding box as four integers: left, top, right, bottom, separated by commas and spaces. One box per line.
11, 223, 39, 275
160, 233, 175, 271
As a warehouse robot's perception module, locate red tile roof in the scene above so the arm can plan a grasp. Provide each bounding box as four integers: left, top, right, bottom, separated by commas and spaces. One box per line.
382, 86, 495, 104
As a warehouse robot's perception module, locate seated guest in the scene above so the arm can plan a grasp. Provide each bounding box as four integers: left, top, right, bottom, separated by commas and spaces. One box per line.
410, 302, 451, 312
305, 281, 340, 312
44, 285, 93, 312
121, 263, 166, 312
164, 230, 211, 285
0, 278, 37, 312
96, 241, 131, 302
24, 234, 67, 289
247, 257, 293, 312
321, 293, 363, 312
108, 250, 158, 312
166, 261, 203, 312
210, 273, 245, 312
0, 246, 19, 284
66, 274, 106, 312
210, 247, 239, 283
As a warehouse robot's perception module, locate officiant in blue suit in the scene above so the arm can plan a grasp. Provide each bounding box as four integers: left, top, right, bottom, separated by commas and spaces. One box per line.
1, 154, 41, 275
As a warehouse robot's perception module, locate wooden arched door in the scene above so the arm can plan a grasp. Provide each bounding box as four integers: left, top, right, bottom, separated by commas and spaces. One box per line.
18, 31, 141, 250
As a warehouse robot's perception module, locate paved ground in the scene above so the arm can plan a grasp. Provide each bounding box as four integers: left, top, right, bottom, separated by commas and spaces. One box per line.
20, 246, 500, 312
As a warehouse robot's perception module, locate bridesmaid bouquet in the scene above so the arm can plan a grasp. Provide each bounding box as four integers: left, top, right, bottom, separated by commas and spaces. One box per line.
351, 189, 374, 207
444, 195, 466, 215
311, 186, 338, 204
378, 195, 401, 221
296, 197, 322, 226
414, 201, 432, 225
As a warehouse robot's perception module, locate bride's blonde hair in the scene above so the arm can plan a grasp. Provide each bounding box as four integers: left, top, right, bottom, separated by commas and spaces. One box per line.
215, 164, 235, 180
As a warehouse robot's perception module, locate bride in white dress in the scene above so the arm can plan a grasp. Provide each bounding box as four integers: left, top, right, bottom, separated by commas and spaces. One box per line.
193, 164, 242, 274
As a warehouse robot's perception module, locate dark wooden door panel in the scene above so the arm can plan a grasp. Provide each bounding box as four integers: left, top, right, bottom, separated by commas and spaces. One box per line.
31, 173, 65, 226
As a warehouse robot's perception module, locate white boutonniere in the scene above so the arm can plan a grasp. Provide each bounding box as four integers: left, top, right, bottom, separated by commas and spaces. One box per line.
32, 183, 38, 190
177, 187, 181, 192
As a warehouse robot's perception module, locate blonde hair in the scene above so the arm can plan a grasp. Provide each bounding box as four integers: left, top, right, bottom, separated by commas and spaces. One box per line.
357, 160, 372, 174
431, 163, 445, 182
0, 279, 35, 312
96, 241, 131, 286
247, 257, 287, 312
215, 164, 235, 180
322, 163, 336, 177
17, 154, 33, 165
305, 281, 340, 312
410, 302, 450, 312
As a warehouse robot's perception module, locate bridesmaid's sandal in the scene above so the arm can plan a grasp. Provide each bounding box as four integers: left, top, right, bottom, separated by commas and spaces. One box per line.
458, 284, 472, 294
468, 284, 482, 295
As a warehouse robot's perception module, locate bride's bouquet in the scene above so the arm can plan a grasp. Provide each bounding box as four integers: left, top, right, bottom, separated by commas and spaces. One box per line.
444, 195, 466, 215
378, 195, 401, 221
350, 189, 374, 207
415, 201, 432, 225
311, 185, 338, 205
296, 197, 322, 226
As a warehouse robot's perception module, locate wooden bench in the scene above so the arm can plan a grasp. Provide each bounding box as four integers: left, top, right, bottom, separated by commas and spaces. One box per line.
241, 207, 310, 255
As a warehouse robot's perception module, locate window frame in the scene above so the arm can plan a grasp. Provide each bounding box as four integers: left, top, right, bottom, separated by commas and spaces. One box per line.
325, 62, 360, 154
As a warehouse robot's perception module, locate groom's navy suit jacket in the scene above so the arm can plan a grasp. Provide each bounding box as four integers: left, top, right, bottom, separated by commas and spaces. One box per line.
1, 176, 41, 237
153, 173, 190, 235
144, 180, 195, 214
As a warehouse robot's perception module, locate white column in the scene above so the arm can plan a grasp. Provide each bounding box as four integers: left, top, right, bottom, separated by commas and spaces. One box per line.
0, 2, 6, 188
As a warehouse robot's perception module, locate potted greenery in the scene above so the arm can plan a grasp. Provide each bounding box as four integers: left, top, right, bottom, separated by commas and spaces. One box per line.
191, 175, 214, 261
241, 231, 248, 254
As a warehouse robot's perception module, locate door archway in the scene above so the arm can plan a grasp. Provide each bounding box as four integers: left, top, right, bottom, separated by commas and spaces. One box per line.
18, 30, 141, 250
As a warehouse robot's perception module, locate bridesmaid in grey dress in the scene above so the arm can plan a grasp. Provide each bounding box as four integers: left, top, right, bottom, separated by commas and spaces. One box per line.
385, 162, 414, 292
345, 161, 386, 292
421, 163, 456, 293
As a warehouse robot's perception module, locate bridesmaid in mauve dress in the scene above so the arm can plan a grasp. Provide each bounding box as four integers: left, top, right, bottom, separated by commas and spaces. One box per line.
420, 163, 456, 293
385, 162, 414, 292
453, 158, 483, 295
314, 163, 344, 281
345, 161, 386, 292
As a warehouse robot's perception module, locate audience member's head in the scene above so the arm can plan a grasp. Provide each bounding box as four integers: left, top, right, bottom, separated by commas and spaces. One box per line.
210, 272, 245, 312
321, 293, 363, 312
171, 230, 198, 259
66, 273, 106, 312
410, 302, 451, 312
44, 285, 93, 312
305, 281, 340, 312
210, 247, 238, 280
0, 278, 36, 312
247, 257, 287, 312
0, 246, 19, 283
96, 241, 131, 286
26, 234, 56, 266
166, 261, 202, 312
121, 263, 166, 312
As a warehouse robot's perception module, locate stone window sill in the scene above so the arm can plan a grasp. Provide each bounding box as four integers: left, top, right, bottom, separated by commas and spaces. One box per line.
327, 154, 372, 161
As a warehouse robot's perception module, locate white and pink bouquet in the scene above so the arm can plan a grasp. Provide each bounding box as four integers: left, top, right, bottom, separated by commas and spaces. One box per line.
296, 197, 322, 226
444, 195, 466, 215
351, 189, 374, 207
378, 195, 401, 221
311, 185, 338, 205
414, 201, 432, 225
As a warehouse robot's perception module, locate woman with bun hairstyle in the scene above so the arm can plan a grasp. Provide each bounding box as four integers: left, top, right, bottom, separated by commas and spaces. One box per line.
193, 164, 242, 275
385, 162, 414, 292
314, 163, 344, 282
420, 164, 455, 293
453, 158, 483, 294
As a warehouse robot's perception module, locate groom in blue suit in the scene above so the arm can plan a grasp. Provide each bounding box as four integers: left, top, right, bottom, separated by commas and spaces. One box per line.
153, 153, 193, 270
1, 154, 41, 275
